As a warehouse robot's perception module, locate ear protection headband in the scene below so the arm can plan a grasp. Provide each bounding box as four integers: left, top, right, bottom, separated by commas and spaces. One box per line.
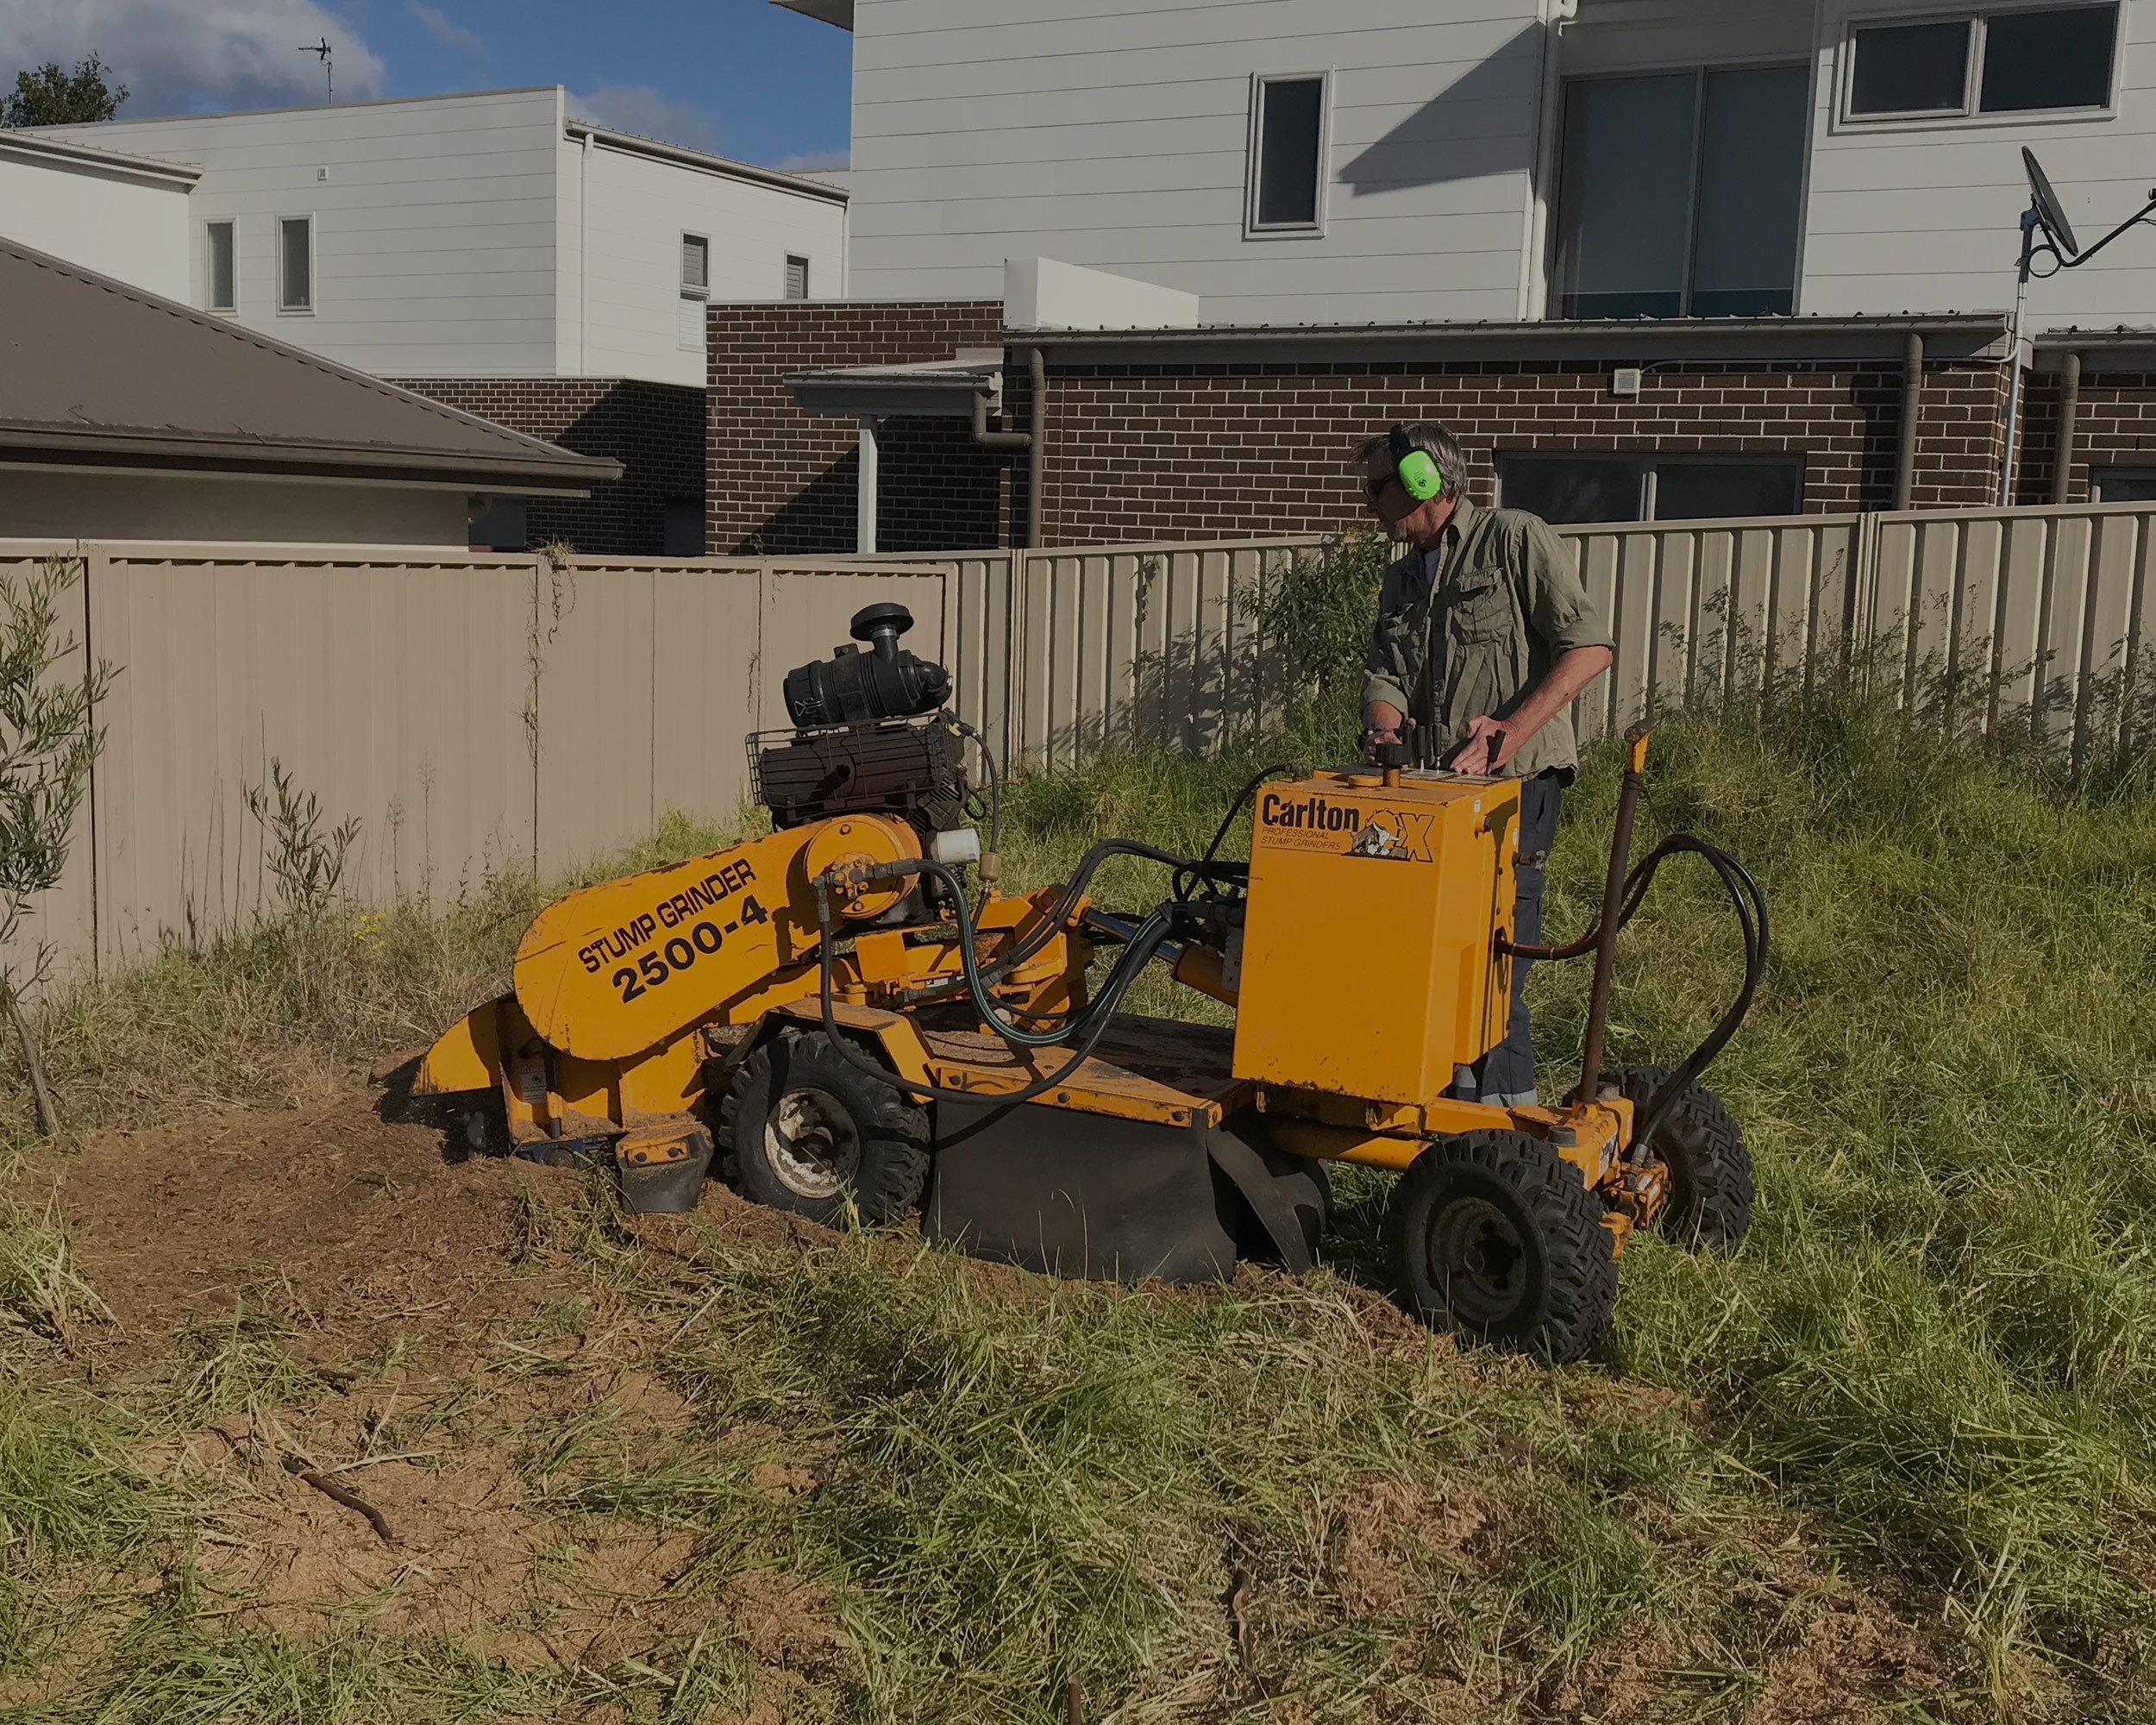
1388, 424, 1445, 503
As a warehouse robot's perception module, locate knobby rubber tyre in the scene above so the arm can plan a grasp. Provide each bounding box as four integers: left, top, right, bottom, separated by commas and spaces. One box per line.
1614, 1065, 1753, 1251
1386, 1129, 1618, 1365
719, 1029, 930, 1226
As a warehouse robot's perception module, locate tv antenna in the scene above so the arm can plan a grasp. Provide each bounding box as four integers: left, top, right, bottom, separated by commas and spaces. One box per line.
298, 36, 333, 104
2000, 147, 2156, 503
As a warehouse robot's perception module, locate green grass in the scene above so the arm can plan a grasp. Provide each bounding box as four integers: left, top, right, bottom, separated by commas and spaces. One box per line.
3, 660, 2156, 1716
981, 681, 2156, 1707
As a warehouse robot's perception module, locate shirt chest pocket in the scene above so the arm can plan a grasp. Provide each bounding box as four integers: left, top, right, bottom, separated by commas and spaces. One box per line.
1445, 568, 1513, 644
1376, 605, 1422, 670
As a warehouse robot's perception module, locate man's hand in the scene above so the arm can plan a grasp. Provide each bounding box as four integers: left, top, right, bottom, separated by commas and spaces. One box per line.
1363, 699, 1406, 762
1449, 714, 1513, 777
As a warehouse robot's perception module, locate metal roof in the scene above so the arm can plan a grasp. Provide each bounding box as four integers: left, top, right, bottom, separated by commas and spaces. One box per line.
786, 360, 1001, 417
0, 130, 199, 187
0, 238, 619, 494
563, 118, 847, 203
1009, 311, 2014, 365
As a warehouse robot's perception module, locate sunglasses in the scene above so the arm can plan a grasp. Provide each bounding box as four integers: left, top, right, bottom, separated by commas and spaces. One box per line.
1361, 472, 1401, 506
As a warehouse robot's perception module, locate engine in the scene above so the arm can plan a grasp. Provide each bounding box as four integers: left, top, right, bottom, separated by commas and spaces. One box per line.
749, 602, 970, 843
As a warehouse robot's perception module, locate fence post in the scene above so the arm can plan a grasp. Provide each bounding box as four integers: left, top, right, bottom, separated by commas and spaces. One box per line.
1006, 547, 1025, 772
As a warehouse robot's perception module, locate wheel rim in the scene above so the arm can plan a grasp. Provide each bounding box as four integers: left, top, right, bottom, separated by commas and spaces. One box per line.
764, 1087, 862, 1200
1426, 1195, 1532, 1326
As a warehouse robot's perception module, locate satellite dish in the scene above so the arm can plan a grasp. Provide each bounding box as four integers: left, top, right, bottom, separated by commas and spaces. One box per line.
2023, 147, 2083, 259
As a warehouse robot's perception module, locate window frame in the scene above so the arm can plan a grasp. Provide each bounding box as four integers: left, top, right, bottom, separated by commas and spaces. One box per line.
1835, 3, 2122, 131
1244, 69, 1333, 240
679, 230, 711, 351
1494, 450, 1808, 524
204, 218, 237, 315
276, 214, 314, 316
785, 254, 810, 300
1549, 60, 1809, 322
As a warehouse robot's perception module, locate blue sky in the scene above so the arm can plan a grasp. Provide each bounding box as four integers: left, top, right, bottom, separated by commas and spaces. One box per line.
0, 0, 853, 171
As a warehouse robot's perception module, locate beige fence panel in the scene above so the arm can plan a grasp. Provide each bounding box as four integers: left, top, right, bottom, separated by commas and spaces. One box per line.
7, 508, 2156, 991
650, 564, 767, 844
530, 557, 951, 875
86, 544, 536, 969
1867, 501, 2156, 760
995, 537, 1328, 768
1556, 515, 1865, 743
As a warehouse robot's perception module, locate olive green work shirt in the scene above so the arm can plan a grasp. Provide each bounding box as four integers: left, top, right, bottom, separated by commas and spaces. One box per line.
1361, 496, 1614, 782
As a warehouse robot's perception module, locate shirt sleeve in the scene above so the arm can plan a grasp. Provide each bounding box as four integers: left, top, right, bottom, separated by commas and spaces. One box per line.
1518, 515, 1614, 655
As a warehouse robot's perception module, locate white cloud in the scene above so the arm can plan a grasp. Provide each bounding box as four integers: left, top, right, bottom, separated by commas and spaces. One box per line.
0, 0, 384, 118
406, 2, 479, 54
773, 148, 848, 172
567, 83, 722, 155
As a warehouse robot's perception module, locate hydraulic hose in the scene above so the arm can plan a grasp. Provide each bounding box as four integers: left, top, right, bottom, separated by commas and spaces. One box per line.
1174, 761, 1294, 901
811, 865, 1174, 1106
914, 835, 1236, 1001
1501, 835, 1769, 1143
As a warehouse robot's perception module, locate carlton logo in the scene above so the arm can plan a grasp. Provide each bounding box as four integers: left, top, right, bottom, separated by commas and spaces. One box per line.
1258, 791, 1363, 833
1257, 792, 1433, 862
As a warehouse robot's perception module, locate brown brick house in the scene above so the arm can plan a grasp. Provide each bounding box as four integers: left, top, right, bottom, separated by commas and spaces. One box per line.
708, 301, 2156, 555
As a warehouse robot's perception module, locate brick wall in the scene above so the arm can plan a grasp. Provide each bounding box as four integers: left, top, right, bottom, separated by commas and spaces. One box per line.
706, 301, 1009, 555
388, 377, 704, 556
2014, 367, 2156, 503
1028, 356, 2013, 543
699, 304, 2055, 548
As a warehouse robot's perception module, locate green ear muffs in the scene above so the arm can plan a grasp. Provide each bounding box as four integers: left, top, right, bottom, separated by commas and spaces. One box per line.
1388, 424, 1444, 503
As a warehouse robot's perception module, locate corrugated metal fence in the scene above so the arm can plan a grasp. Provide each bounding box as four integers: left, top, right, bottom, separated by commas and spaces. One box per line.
2, 503, 2150, 985
0, 542, 950, 984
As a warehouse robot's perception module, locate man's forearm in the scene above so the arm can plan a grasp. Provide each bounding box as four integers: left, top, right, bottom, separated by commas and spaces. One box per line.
1502, 645, 1613, 753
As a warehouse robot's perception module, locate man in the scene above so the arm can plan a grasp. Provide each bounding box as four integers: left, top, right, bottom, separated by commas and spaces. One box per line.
1357, 422, 1614, 1107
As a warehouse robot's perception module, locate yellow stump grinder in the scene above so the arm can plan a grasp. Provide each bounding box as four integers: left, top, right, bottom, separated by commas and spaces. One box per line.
415, 603, 1764, 1362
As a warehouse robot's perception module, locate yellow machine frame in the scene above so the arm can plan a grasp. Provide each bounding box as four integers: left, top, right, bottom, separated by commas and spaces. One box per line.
416, 731, 1671, 1255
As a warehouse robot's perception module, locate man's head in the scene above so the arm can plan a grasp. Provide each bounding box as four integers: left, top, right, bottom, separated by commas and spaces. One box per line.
1354, 423, 1468, 547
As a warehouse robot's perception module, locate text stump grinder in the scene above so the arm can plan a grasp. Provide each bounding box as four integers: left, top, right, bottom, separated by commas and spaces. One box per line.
415, 604, 1764, 1363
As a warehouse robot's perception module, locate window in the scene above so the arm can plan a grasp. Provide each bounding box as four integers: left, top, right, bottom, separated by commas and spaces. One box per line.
1249, 72, 1327, 233
1497, 454, 1804, 524
1551, 65, 1808, 320
663, 499, 705, 556
468, 495, 528, 552
680, 233, 710, 348
1845, 5, 2117, 122
785, 254, 810, 300
2090, 467, 2156, 504
278, 216, 311, 312
204, 220, 235, 313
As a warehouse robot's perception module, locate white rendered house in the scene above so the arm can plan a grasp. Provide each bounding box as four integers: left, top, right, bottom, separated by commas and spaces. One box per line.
20, 87, 849, 552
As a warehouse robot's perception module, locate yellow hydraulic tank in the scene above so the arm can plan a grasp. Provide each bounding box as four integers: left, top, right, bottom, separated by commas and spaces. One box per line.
1232, 769, 1520, 1106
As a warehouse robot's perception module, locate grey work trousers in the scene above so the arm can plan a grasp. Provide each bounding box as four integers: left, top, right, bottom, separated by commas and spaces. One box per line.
1450, 768, 1563, 1109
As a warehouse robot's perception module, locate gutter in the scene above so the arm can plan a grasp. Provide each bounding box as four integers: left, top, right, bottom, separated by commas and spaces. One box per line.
563, 119, 848, 204
0, 426, 620, 492
0, 132, 200, 190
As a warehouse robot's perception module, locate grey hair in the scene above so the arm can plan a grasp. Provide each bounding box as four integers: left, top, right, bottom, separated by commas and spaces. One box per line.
1352, 422, 1469, 499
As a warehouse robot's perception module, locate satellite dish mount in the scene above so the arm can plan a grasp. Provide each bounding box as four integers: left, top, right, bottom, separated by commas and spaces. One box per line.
2001, 149, 2156, 504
